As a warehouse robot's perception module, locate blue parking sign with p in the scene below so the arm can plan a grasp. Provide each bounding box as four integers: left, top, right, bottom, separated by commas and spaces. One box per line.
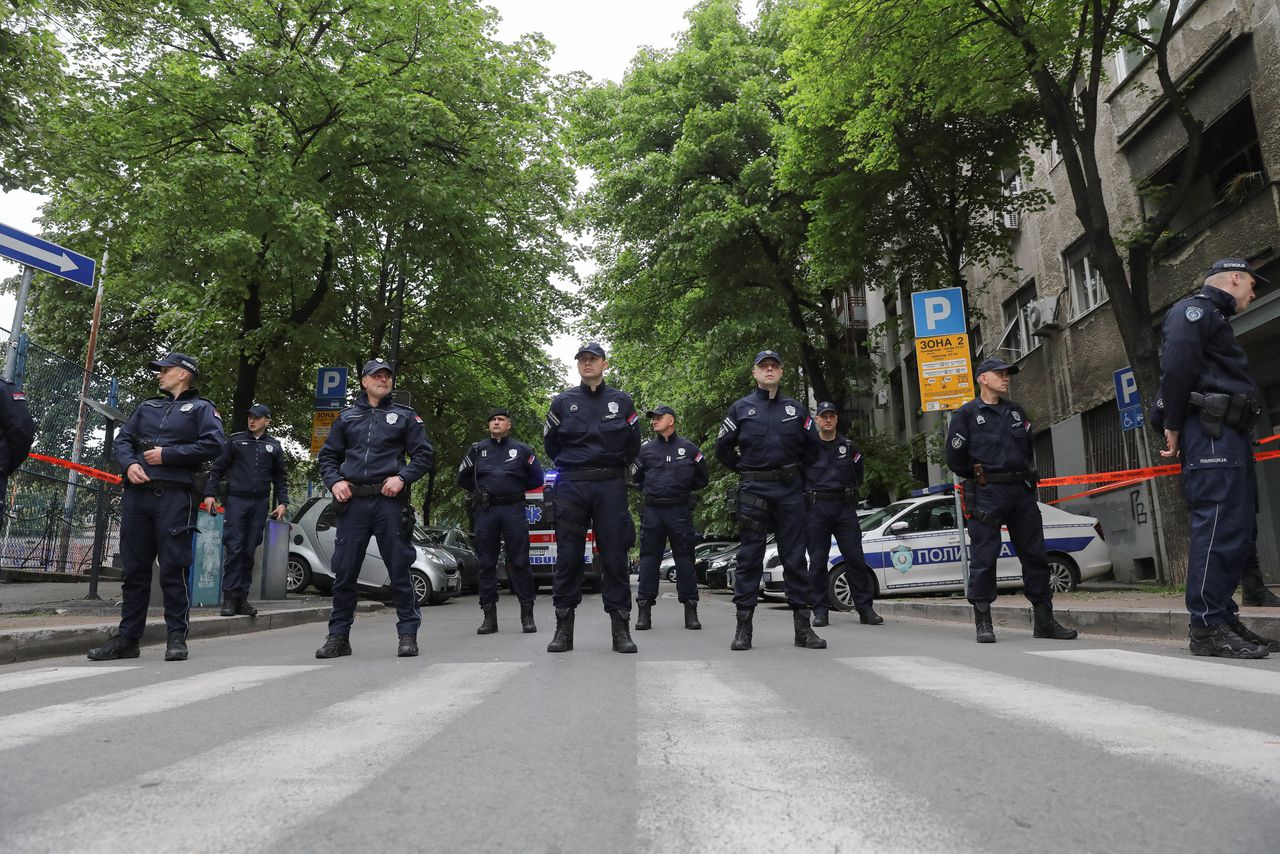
911, 288, 967, 338
315, 367, 348, 399
1113, 367, 1140, 410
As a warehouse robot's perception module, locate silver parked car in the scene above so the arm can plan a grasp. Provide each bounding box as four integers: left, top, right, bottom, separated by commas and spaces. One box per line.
286, 496, 462, 606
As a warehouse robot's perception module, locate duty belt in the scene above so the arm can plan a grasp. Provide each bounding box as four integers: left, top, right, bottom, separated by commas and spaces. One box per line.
229, 491, 270, 499
644, 494, 691, 507
1190, 391, 1260, 429
347, 483, 386, 497
132, 479, 191, 492
739, 464, 800, 483
981, 469, 1036, 484
805, 489, 856, 502
560, 467, 625, 481
486, 492, 526, 505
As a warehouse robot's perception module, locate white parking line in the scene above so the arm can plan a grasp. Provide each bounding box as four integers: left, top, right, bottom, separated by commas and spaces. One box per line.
840, 656, 1280, 791
636, 660, 975, 853
0, 666, 138, 693
1027, 648, 1280, 696
0, 662, 526, 853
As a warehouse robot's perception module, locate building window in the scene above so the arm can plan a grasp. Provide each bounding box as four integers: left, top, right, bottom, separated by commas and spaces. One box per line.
1083, 402, 1140, 476
1114, 0, 1190, 81
1066, 248, 1104, 318
1001, 281, 1039, 361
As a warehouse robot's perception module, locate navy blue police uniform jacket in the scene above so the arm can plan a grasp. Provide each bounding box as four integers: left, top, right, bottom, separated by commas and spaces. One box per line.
115, 388, 225, 484
457, 436, 545, 496
715, 388, 821, 473
1157, 285, 1256, 432
318, 393, 435, 489
632, 433, 709, 500
0, 378, 35, 477
206, 431, 289, 505
945, 396, 1035, 477
543, 382, 642, 469
805, 434, 864, 492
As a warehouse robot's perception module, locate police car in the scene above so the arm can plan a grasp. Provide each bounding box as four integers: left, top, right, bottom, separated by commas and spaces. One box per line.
811, 492, 1111, 608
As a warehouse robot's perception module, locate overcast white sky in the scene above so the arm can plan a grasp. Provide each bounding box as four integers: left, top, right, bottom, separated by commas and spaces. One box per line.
0, 1, 714, 376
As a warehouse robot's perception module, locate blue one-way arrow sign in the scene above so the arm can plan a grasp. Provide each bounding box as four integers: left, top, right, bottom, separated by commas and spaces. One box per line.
0, 221, 96, 288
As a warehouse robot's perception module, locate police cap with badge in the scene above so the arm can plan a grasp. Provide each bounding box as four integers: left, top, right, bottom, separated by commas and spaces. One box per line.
148, 352, 200, 377
362, 358, 394, 376
974, 356, 1019, 378
1204, 257, 1270, 284
645, 405, 676, 419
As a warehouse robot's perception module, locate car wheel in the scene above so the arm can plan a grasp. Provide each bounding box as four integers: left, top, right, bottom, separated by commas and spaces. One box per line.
286, 555, 312, 594
827, 564, 858, 612
1047, 553, 1079, 593
410, 569, 433, 606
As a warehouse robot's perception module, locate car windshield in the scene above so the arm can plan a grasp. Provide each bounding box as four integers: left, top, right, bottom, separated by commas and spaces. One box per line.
860, 502, 914, 533
414, 527, 447, 546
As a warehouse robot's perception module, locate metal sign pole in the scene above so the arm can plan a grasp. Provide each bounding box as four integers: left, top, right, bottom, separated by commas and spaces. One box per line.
3, 265, 33, 383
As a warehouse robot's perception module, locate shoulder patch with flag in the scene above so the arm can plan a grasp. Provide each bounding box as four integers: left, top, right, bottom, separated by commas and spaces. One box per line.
694, 451, 703, 462
11, 391, 24, 401
627, 412, 638, 425
804, 416, 812, 430
414, 415, 423, 424
853, 451, 862, 463
527, 454, 536, 465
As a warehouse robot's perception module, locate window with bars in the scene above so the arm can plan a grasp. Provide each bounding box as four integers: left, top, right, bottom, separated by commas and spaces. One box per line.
1083, 402, 1141, 476
1033, 430, 1058, 503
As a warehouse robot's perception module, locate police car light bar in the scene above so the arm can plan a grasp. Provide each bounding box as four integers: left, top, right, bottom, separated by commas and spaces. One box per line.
910, 483, 956, 497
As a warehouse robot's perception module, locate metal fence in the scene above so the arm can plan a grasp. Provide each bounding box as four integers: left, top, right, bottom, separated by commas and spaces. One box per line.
0, 328, 148, 574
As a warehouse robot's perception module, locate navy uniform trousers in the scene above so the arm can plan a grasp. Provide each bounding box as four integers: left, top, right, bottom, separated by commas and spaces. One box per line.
1181, 417, 1254, 627
474, 502, 536, 607
327, 495, 421, 637
806, 499, 874, 615
636, 503, 699, 606
221, 494, 269, 598
733, 480, 814, 610
966, 481, 1052, 605
551, 477, 635, 613
119, 485, 198, 639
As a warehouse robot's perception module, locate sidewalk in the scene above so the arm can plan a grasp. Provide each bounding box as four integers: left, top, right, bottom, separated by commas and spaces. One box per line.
0, 580, 384, 664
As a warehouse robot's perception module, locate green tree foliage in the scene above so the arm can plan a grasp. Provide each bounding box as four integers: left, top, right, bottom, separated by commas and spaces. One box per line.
0, 1, 65, 188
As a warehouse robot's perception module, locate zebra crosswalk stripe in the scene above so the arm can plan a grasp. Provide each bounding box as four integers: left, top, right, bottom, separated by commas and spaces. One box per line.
0, 665, 323, 754
1027, 648, 1280, 696
0, 666, 139, 694
636, 660, 975, 853
0, 662, 527, 853
839, 656, 1280, 791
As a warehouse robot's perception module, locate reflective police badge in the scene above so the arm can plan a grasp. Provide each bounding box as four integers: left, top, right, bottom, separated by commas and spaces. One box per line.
678, 447, 686, 456
1011, 411, 1022, 423
608, 401, 619, 414
838, 445, 847, 456
386, 412, 398, 424
747, 409, 756, 416
975, 415, 985, 425
1185, 306, 1203, 322
181, 403, 194, 412
266, 445, 274, 453
891, 545, 914, 573
785, 405, 796, 416
569, 404, 579, 412
508, 448, 518, 460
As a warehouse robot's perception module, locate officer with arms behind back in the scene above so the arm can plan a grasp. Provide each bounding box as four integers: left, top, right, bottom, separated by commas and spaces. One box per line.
945, 356, 1077, 644
632, 405, 710, 632
805, 401, 882, 628
88, 353, 225, 662
716, 350, 826, 652
315, 359, 435, 659
202, 403, 289, 617
457, 407, 545, 635
543, 342, 642, 654
1156, 257, 1279, 658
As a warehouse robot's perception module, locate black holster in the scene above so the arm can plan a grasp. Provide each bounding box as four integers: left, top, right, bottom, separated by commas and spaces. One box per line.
400, 501, 416, 539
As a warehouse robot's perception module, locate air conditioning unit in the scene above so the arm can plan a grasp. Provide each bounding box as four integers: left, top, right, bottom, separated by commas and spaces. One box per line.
875, 388, 889, 408
1028, 295, 1063, 337
1001, 210, 1020, 230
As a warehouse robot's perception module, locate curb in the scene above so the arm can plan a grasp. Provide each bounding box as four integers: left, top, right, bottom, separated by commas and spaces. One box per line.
0, 601, 386, 665
872, 599, 1280, 640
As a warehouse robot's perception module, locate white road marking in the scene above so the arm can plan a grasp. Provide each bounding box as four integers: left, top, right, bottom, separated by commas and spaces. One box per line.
0, 662, 526, 853
1028, 648, 1280, 696
0, 666, 138, 693
841, 656, 1280, 789
636, 660, 975, 853
0, 666, 322, 753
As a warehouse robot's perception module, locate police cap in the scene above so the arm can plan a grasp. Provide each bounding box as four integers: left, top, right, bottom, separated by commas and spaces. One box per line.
148, 352, 200, 378
645, 405, 676, 418
815, 401, 838, 415
753, 350, 782, 366
487, 407, 511, 421
574, 342, 606, 360
974, 356, 1019, 377
1205, 257, 1270, 285
246, 403, 271, 418
361, 358, 394, 377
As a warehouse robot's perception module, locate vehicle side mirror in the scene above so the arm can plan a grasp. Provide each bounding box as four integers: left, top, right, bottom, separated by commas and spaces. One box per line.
888, 521, 909, 534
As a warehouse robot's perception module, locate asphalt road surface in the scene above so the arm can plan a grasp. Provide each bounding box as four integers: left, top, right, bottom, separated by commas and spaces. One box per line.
1, 588, 1278, 853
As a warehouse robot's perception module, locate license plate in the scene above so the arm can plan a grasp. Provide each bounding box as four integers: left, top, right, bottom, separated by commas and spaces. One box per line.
447, 577, 460, 591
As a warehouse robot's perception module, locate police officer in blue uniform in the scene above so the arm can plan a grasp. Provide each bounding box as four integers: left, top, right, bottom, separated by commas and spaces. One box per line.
805, 401, 882, 628
945, 356, 1077, 644
0, 377, 35, 515
315, 359, 435, 659
715, 350, 826, 651
632, 405, 709, 631
1156, 258, 1278, 658
543, 342, 642, 654
202, 403, 289, 617
88, 353, 225, 662
457, 407, 545, 635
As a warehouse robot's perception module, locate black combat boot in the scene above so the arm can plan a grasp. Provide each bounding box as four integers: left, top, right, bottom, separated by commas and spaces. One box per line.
315, 634, 353, 659
858, 607, 884, 625
87, 635, 140, 661
1240, 558, 1280, 607
1189, 623, 1269, 659
793, 609, 828, 649
236, 596, 258, 617
477, 603, 498, 635
811, 608, 829, 628
1227, 620, 1280, 653
520, 601, 537, 633
164, 632, 189, 662
974, 602, 996, 643
730, 607, 754, 651
611, 612, 638, 653
397, 634, 419, 657
635, 602, 652, 631
1032, 600, 1078, 639
546, 607, 574, 653
220, 595, 236, 617
684, 601, 701, 630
